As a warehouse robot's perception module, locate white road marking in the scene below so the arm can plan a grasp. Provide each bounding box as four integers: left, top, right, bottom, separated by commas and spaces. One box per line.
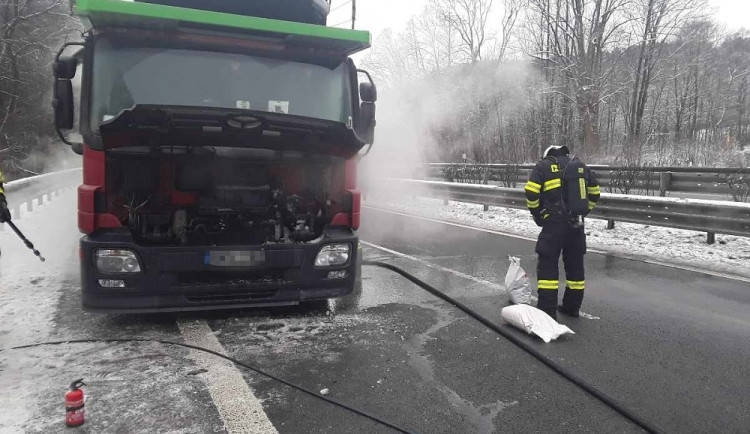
361, 241, 505, 290
364, 206, 540, 243
361, 240, 600, 320
365, 206, 750, 284
177, 319, 278, 434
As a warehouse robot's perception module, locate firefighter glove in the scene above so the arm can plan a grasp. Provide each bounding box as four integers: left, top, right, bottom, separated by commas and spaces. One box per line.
532, 212, 545, 227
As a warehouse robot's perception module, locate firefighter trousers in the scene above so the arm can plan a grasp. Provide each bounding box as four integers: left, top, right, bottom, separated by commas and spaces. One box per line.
535, 220, 586, 318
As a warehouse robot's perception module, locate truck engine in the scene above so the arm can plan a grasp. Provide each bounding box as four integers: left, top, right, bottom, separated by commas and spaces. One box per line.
106, 147, 336, 246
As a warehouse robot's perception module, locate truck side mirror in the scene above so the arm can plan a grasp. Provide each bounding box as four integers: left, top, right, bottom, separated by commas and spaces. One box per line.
53, 80, 74, 130
54, 56, 78, 80
70, 142, 83, 155
359, 82, 377, 103
52, 80, 75, 130
53, 43, 85, 154
356, 69, 377, 145
358, 102, 376, 145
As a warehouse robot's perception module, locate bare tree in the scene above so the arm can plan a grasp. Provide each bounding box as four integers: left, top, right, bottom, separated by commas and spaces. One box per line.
361, 28, 415, 87
494, 0, 524, 60
0, 0, 80, 177
363, 0, 749, 167
524, 0, 632, 156
435, 0, 494, 63
625, 0, 706, 157
413, 2, 459, 72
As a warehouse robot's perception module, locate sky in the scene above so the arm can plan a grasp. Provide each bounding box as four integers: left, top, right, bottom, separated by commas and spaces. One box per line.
327, 0, 429, 38
708, 0, 750, 31
327, 0, 750, 43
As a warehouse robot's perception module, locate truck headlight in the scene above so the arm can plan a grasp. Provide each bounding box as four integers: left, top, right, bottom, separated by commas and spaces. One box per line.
95, 249, 142, 274
314, 244, 351, 267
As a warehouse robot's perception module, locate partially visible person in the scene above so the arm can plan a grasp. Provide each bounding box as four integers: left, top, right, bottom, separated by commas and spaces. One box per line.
524, 145, 600, 320
0, 169, 10, 223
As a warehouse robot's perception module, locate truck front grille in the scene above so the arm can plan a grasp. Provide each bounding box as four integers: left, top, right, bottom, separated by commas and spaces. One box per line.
185, 291, 278, 304
176, 269, 299, 287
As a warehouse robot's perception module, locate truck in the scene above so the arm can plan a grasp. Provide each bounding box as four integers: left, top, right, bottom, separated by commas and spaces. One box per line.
52, 0, 377, 312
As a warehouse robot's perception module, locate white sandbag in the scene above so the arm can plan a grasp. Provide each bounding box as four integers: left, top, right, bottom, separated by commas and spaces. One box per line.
505, 256, 531, 305
501, 304, 575, 343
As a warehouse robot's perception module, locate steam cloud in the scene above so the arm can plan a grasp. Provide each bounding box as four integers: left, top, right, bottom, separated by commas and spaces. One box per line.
360, 60, 538, 182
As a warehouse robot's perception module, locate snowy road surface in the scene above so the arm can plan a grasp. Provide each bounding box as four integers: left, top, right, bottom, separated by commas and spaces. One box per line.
1, 186, 749, 433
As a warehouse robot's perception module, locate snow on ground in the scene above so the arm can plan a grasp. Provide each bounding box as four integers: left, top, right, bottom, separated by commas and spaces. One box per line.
0, 189, 81, 432
0, 189, 224, 433
366, 196, 750, 279
0, 186, 391, 433
6, 341, 215, 434
0, 189, 80, 342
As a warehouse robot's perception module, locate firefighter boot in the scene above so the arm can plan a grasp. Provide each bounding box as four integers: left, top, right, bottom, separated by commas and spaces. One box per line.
559, 288, 584, 317
537, 288, 558, 320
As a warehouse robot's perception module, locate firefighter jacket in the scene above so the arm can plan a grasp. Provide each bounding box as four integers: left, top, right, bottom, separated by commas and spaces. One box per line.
0, 169, 6, 203
524, 155, 600, 223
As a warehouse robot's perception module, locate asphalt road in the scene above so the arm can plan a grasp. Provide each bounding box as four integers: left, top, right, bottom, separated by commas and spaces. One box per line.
359, 207, 750, 433
1, 192, 749, 433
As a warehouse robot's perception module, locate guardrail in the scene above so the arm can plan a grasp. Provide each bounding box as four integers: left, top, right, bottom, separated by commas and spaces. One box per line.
368, 178, 750, 244
1, 168, 81, 228
423, 163, 750, 199
6, 169, 748, 244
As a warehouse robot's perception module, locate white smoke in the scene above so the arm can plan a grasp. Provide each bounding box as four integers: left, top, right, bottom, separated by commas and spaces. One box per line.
360, 60, 539, 181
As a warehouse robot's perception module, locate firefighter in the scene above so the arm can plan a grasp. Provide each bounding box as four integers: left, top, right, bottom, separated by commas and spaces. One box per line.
0, 169, 10, 223
524, 145, 600, 319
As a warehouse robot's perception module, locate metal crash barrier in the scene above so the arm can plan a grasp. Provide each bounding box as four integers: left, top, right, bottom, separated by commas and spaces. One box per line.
423, 164, 750, 199
1, 168, 81, 226
368, 178, 750, 244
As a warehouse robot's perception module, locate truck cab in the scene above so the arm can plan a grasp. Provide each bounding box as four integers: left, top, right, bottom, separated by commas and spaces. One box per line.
53, 0, 376, 312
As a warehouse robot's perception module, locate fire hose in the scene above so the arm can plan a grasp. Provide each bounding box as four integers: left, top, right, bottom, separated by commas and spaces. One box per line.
363, 261, 665, 434
4, 220, 45, 262
1, 261, 665, 434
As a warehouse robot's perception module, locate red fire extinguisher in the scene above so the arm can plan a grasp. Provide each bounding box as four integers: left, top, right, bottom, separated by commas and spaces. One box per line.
65, 379, 86, 427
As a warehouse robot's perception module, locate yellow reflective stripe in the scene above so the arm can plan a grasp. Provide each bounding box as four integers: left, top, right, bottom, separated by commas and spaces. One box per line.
525, 181, 541, 193
0, 186, 4, 195
543, 178, 561, 191
566, 280, 585, 290
588, 200, 597, 210
527, 199, 540, 208
579, 178, 587, 199
587, 186, 601, 194
538, 280, 559, 289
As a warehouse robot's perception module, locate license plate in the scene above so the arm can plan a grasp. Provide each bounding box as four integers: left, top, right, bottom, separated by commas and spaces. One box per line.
206, 250, 266, 267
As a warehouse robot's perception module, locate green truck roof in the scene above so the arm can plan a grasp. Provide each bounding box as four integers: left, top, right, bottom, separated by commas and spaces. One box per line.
74, 0, 371, 56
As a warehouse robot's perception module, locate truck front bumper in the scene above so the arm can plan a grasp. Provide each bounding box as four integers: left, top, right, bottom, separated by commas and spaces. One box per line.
80, 228, 360, 313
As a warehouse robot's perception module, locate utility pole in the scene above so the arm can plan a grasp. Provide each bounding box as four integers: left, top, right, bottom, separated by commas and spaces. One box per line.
351, 0, 356, 29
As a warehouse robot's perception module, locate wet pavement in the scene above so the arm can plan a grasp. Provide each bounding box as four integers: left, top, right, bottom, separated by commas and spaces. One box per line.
359, 207, 750, 434
1, 195, 749, 433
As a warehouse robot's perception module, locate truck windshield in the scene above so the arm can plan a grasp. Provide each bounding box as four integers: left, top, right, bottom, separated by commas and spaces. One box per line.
90, 38, 352, 131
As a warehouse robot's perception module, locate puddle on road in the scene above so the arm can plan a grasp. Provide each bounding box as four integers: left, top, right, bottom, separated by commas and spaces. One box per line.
402, 300, 517, 433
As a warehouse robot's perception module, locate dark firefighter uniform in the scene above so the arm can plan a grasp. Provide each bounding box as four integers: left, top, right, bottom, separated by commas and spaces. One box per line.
0, 169, 10, 223
524, 146, 600, 319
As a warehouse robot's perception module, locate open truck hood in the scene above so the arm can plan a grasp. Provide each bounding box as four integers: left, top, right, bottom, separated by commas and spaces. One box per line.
98, 105, 364, 156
